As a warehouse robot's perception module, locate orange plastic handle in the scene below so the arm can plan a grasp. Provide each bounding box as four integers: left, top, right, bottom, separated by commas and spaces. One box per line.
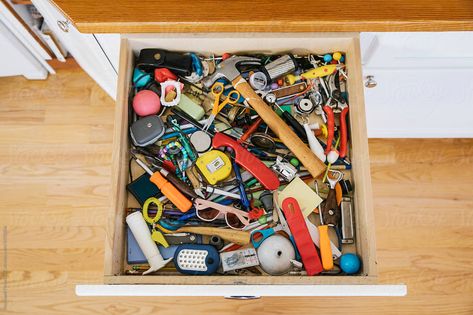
150, 172, 192, 212
317, 225, 334, 270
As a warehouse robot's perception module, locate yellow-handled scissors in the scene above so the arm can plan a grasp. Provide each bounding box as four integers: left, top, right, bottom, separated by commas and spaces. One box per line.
203, 82, 240, 130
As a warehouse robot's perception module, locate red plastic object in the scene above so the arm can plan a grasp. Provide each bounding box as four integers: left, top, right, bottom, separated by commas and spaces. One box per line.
281, 197, 323, 276
339, 106, 349, 158
162, 160, 176, 173
323, 105, 335, 155
222, 53, 231, 60
238, 118, 263, 143
248, 207, 264, 220
154, 68, 178, 83
212, 132, 280, 191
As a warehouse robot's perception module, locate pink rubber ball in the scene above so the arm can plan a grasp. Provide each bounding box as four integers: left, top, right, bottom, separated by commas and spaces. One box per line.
132, 90, 161, 116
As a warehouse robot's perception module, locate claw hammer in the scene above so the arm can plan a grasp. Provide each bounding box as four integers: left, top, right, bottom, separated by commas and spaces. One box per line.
203, 56, 326, 178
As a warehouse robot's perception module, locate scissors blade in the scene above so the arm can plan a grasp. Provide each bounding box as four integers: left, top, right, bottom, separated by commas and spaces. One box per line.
273, 191, 292, 237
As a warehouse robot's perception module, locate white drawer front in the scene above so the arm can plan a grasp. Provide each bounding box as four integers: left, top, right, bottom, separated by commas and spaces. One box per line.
76, 284, 407, 297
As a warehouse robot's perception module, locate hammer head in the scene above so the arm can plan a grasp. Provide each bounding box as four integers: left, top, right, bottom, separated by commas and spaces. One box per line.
202, 55, 261, 89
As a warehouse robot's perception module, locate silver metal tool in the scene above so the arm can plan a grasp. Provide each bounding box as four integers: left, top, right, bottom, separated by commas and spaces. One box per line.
341, 197, 355, 244
263, 55, 297, 82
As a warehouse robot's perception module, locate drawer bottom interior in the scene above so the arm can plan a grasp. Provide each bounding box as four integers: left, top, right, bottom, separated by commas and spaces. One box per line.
106, 34, 377, 285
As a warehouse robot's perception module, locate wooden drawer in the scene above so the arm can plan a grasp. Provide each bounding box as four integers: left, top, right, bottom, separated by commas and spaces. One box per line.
78, 33, 406, 297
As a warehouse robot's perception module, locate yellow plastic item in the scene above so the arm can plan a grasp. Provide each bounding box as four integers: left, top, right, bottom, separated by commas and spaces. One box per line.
285, 74, 298, 85
142, 197, 163, 224
333, 52, 342, 61
142, 197, 169, 248
196, 150, 232, 185
301, 64, 338, 79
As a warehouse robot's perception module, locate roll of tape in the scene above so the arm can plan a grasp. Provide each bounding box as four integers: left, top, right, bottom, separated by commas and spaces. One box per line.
190, 130, 212, 153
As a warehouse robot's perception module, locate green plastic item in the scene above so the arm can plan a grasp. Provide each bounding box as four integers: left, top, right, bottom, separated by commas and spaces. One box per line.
176, 94, 205, 121
290, 157, 300, 167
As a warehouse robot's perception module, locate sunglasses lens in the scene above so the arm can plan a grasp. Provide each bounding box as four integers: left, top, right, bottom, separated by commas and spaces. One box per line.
197, 208, 220, 221
226, 213, 245, 229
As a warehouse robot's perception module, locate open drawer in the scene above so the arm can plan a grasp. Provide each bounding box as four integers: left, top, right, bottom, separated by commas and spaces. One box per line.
77, 33, 406, 297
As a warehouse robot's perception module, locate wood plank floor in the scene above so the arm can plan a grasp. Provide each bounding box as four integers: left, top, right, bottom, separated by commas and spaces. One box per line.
0, 61, 472, 314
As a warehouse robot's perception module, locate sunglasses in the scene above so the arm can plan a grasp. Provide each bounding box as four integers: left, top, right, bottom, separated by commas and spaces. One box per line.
193, 198, 250, 230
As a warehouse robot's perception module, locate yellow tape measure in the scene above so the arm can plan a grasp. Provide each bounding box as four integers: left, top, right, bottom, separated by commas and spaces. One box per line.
196, 150, 232, 185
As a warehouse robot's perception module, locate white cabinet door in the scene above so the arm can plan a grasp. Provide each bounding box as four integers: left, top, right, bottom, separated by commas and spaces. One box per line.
361, 32, 473, 69
31, 0, 117, 99
361, 32, 473, 138
0, 19, 48, 79
362, 68, 473, 138
94, 33, 120, 72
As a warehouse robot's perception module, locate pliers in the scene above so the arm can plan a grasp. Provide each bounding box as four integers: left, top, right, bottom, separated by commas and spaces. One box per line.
323, 72, 349, 158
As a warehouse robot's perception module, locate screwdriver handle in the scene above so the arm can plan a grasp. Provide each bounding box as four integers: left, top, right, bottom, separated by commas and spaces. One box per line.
239, 117, 263, 143
317, 225, 334, 270
160, 168, 198, 199
150, 172, 192, 212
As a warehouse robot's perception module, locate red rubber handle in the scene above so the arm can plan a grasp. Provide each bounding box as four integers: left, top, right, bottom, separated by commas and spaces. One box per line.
339, 106, 349, 158
281, 197, 323, 276
212, 132, 280, 191
323, 105, 335, 155
238, 118, 263, 143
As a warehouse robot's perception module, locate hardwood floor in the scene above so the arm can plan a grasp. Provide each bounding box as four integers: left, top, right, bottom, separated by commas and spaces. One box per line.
0, 61, 472, 314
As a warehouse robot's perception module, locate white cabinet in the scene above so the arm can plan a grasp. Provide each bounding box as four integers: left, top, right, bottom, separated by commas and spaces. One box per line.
0, 19, 49, 79
31, 0, 118, 99
361, 32, 473, 138
362, 68, 473, 137
0, 0, 54, 79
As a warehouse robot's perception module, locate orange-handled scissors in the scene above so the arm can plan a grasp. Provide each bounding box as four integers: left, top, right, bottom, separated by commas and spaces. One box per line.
203, 82, 241, 130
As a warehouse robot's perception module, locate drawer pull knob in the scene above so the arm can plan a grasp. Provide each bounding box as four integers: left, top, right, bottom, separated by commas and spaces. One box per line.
57, 20, 70, 33
365, 75, 377, 88
224, 296, 261, 300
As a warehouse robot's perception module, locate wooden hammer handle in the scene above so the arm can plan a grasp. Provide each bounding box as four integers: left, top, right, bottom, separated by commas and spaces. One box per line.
232, 76, 326, 178
178, 226, 250, 245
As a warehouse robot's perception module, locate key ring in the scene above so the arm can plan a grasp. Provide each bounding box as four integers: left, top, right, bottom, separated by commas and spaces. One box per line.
143, 197, 164, 225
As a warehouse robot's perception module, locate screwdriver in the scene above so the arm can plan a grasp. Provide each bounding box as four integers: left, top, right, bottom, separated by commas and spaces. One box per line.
144, 156, 199, 199
135, 157, 193, 212
273, 103, 307, 141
